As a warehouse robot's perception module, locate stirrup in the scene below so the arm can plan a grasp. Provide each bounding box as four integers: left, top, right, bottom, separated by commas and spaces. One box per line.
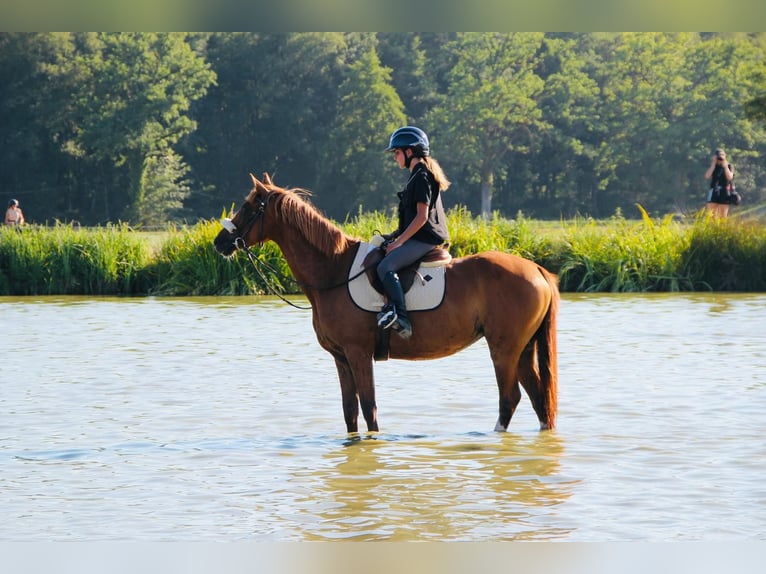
377, 306, 397, 330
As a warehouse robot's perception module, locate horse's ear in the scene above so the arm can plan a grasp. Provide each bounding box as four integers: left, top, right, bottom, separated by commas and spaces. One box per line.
262, 172, 273, 186
249, 172, 268, 193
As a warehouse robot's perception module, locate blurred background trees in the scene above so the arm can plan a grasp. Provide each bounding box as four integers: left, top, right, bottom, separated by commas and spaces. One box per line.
1, 32, 765, 226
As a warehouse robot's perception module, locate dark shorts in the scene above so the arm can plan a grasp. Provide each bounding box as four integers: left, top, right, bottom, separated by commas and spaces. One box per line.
706, 187, 730, 205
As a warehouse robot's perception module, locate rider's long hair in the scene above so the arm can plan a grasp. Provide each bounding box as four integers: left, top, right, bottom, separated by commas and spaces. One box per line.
422, 157, 451, 192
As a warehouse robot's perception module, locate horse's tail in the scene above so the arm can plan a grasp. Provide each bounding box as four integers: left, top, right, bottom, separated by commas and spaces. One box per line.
535, 266, 559, 430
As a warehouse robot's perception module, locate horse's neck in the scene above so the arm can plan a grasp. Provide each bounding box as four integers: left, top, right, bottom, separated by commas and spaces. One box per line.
273, 228, 357, 289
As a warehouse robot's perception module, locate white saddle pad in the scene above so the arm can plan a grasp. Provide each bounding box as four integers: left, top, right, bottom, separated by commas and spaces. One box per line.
347, 241, 446, 312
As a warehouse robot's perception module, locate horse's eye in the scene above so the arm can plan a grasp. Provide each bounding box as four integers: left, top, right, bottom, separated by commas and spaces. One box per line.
221, 218, 237, 234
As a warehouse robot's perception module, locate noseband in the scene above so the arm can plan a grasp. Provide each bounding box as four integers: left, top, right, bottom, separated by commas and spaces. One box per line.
221, 197, 266, 250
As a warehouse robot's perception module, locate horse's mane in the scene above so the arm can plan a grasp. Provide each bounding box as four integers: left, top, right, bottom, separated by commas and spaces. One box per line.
247, 185, 353, 257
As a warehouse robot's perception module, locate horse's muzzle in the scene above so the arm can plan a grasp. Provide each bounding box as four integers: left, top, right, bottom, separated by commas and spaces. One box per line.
213, 229, 238, 257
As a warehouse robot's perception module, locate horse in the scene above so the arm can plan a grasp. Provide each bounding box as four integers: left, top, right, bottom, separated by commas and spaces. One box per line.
214, 173, 560, 434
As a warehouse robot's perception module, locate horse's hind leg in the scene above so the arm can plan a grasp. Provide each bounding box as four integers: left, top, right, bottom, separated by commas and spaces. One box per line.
491, 355, 522, 432
348, 354, 378, 433
517, 346, 550, 430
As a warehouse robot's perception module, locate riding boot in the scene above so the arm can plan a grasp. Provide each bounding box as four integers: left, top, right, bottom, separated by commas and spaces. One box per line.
380, 271, 412, 339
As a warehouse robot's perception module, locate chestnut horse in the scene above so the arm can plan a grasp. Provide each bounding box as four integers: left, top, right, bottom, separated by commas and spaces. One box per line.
214, 173, 559, 434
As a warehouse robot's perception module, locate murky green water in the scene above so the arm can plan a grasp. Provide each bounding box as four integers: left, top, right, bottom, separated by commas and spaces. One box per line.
1, 293, 764, 540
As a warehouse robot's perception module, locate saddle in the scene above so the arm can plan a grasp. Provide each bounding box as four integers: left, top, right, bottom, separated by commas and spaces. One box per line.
362, 241, 451, 363
362, 244, 452, 295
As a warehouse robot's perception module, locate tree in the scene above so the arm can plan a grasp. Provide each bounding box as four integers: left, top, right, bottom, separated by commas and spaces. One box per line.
184, 33, 365, 218
376, 33, 440, 124
511, 34, 600, 217
43, 33, 215, 225
589, 33, 766, 215
136, 150, 192, 227
0, 33, 82, 222
428, 33, 547, 218
322, 46, 407, 218
588, 33, 702, 214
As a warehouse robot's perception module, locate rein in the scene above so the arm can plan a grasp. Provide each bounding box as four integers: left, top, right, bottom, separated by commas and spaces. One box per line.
238, 242, 314, 310
225, 198, 378, 311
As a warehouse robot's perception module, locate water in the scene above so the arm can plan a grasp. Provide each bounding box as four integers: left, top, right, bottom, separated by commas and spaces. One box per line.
1, 293, 764, 541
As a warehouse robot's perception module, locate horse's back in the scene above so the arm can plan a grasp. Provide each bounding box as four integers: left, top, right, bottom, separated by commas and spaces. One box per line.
450, 251, 555, 291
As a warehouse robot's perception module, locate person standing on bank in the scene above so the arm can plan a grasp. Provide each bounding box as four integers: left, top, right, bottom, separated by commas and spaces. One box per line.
5, 199, 25, 226
377, 126, 451, 339
705, 148, 734, 218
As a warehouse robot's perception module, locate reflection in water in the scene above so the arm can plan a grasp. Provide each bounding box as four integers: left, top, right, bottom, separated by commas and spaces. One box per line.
302, 432, 575, 541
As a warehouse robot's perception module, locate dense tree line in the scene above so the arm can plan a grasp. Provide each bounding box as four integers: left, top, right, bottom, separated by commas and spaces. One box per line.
1, 32, 765, 226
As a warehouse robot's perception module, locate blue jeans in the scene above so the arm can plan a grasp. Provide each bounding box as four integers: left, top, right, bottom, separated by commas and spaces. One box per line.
376, 239, 435, 283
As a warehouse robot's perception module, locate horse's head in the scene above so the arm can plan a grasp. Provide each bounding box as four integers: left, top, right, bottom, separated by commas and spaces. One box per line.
214, 172, 274, 257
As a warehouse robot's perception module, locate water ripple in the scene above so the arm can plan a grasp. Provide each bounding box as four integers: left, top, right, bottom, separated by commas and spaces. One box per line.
1, 293, 765, 540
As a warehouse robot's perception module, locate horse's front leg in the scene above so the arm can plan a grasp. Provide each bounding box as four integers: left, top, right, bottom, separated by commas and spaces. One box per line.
491, 352, 522, 432
346, 351, 378, 432
332, 349, 378, 433
334, 356, 360, 433
356, 362, 378, 433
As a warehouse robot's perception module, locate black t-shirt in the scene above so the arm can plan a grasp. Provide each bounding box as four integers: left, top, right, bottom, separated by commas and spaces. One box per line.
396, 163, 449, 245
709, 163, 734, 203
711, 163, 733, 190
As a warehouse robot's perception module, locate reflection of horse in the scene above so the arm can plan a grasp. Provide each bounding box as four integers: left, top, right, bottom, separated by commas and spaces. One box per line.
305, 433, 571, 541
214, 173, 560, 434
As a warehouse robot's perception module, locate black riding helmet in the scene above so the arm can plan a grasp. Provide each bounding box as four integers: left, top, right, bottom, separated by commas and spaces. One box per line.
385, 126, 430, 168
8, 199, 19, 207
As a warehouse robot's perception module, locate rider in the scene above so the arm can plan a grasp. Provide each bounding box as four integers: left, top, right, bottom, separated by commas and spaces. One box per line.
377, 126, 451, 339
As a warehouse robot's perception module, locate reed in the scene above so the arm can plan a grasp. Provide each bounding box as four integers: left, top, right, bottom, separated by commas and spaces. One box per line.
555, 207, 694, 292
3, 208, 766, 296
343, 207, 553, 261
0, 223, 151, 295
680, 214, 766, 291
148, 218, 295, 296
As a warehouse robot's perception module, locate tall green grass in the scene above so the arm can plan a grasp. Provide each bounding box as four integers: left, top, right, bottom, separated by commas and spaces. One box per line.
147, 219, 294, 296
554, 207, 694, 292
343, 206, 554, 260
3, 209, 766, 296
0, 223, 151, 295
680, 215, 766, 291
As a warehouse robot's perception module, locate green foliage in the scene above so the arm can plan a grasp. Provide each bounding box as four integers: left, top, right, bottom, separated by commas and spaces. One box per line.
341, 207, 398, 239
135, 150, 193, 227
343, 206, 554, 261
148, 219, 296, 296
3, 213, 766, 296
2, 32, 766, 227
0, 32, 215, 225
322, 45, 407, 217
680, 215, 766, 291
556, 206, 694, 292
427, 33, 548, 217
0, 223, 151, 295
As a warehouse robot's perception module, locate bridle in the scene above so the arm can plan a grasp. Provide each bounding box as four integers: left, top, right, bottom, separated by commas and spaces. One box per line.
221, 195, 314, 309
222, 197, 266, 253
220, 194, 376, 310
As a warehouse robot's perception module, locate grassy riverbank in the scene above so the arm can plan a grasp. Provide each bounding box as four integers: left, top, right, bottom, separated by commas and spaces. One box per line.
2, 208, 766, 296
